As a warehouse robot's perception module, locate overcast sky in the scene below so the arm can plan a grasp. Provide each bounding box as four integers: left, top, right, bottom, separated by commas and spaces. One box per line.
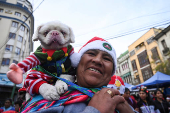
28, 0, 170, 57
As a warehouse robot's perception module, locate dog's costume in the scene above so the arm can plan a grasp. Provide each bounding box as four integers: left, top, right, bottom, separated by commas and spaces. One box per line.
18, 45, 75, 96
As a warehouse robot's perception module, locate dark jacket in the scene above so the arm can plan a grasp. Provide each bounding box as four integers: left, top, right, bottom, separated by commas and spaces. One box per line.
154, 99, 169, 113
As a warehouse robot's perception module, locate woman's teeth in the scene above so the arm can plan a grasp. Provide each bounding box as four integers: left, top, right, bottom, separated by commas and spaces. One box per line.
89, 68, 100, 73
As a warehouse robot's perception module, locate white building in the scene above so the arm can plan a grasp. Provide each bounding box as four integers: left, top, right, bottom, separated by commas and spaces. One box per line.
0, 0, 34, 101
115, 50, 135, 85
154, 25, 170, 62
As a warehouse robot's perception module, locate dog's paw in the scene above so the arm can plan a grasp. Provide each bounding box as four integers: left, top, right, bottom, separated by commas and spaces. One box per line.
39, 83, 60, 101
55, 80, 68, 95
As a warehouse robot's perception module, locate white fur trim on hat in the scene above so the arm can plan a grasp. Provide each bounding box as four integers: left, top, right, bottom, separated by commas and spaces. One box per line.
70, 37, 117, 75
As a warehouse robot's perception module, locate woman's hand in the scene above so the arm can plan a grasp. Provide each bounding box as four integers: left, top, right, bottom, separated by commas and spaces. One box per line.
88, 88, 125, 113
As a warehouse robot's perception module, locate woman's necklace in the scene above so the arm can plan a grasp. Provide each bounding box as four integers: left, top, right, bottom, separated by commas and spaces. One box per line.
143, 101, 151, 113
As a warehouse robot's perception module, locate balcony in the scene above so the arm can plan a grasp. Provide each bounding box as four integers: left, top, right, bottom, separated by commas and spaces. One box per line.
162, 47, 170, 56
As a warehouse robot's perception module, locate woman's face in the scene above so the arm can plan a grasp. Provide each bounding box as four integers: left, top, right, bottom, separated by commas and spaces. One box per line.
4, 100, 11, 108
156, 91, 163, 99
76, 49, 114, 88
139, 91, 147, 100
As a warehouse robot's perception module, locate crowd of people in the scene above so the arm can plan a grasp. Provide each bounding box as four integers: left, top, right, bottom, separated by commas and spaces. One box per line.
123, 86, 170, 113
0, 37, 170, 113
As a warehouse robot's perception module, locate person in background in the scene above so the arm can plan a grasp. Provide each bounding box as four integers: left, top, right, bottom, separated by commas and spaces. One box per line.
14, 101, 23, 113
154, 89, 170, 113
137, 87, 160, 113
0, 99, 15, 112
123, 88, 139, 112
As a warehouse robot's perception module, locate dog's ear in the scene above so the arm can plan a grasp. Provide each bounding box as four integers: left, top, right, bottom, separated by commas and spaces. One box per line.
32, 25, 43, 41
69, 27, 75, 43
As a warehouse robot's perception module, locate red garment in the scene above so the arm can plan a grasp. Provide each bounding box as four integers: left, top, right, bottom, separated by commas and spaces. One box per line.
0, 109, 3, 113
2, 110, 17, 113
130, 95, 135, 101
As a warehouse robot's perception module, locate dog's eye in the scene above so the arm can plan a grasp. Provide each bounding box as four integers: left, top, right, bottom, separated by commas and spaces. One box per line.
43, 31, 49, 36
61, 31, 66, 35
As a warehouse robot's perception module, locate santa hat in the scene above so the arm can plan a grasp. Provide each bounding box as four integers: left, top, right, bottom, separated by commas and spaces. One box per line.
70, 37, 117, 75
107, 75, 125, 94
18, 87, 26, 93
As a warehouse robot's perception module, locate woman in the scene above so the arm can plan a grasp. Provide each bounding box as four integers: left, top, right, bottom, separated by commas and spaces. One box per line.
20, 37, 134, 113
154, 90, 170, 113
137, 87, 160, 113
0, 98, 15, 112
123, 88, 139, 112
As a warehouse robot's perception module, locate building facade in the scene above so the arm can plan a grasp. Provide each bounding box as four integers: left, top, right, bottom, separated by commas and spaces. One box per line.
154, 25, 170, 62
115, 50, 134, 85
0, 0, 34, 102
128, 28, 163, 84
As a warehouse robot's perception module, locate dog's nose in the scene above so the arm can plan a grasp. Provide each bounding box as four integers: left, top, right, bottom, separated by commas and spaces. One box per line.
52, 31, 59, 36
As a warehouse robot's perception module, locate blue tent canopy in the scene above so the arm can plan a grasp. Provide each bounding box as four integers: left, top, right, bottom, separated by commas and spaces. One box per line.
132, 71, 170, 89
124, 83, 134, 91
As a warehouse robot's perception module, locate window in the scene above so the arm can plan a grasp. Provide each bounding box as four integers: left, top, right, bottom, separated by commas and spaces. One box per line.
2, 58, 10, 65
23, 15, 27, 21
161, 40, 167, 49
151, 47, 159, 61
131, 60, 137, 71
0, 8, 3, 13
15, 12, 21, 17
20, 25, 25, 31
135, 42, 144, 51
12, 21, 18, 27
130, 50, 135, 56
24, 40, 26, 45
5, 45, 13, 51
15, 47, 21, 55
141, 66, 153, 81
13, 60, 18, 64
9, 32, 16, 39
18, 35, 23, 42
146, 36, 154, 45
137, 50, 150, 67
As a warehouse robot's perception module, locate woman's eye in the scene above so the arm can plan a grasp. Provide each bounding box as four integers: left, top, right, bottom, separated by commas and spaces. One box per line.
87, 52, 95, 56
104, 57, 111, 61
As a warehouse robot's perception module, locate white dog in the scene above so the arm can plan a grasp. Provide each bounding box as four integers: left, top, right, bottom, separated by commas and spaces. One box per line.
7, 21, 76, 101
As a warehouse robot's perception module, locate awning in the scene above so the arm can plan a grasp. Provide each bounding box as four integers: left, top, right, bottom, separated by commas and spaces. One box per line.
0, 73, 22, 87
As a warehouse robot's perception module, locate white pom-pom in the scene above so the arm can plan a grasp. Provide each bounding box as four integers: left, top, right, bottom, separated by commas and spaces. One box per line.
70, 52, 81, 68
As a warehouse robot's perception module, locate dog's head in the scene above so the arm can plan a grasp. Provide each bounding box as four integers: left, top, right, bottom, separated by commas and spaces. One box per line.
32, 21, 75, 50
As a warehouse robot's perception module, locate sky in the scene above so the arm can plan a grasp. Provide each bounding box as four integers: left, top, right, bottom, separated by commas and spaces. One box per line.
28, 0, 170, 57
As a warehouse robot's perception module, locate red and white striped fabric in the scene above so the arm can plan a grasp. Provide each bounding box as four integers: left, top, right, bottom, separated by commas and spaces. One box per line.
24, 70, 54, 96
18, 54, 41, 73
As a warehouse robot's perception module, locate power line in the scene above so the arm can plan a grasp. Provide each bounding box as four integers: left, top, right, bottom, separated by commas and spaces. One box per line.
0, 0, 45, 50
73, 19, 170, 47
76, 10, 170, 37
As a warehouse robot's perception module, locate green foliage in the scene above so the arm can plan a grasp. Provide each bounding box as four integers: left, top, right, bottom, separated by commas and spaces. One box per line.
154, 59, 170, 75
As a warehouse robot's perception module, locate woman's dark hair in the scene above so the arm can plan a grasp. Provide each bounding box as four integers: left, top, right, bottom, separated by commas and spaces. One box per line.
154, 89, 163, 95
5, 98, 12, 103
138, 87, 152, 104
14, 100, 23, 107
125, 87, 130, 93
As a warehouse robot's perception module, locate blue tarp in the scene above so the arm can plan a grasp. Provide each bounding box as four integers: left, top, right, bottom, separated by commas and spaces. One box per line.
0, 73, 22, 87
132, 71, 170, 89
124, 83, 134, 91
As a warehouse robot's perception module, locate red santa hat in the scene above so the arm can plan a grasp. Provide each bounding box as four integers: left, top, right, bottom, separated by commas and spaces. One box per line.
107, 75, 125, 94
18, 87, 26, 92
70, 37, 117, 75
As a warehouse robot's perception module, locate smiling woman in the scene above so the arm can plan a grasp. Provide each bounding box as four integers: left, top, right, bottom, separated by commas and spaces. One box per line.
20, 37, 134, 113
